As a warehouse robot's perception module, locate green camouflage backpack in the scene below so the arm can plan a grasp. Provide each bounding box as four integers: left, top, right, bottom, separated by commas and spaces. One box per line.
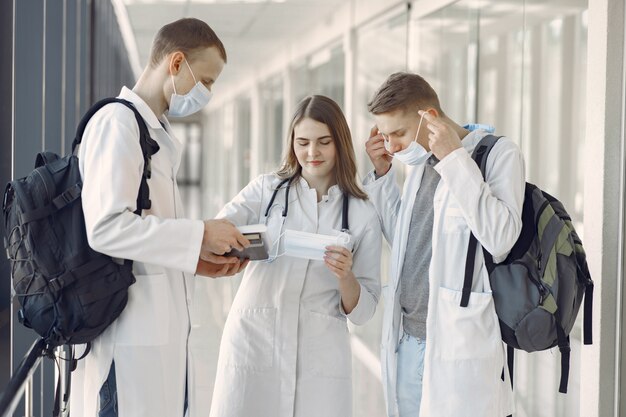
460, 134, 593, 394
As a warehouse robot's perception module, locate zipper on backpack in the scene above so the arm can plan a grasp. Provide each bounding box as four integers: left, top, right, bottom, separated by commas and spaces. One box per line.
512, 259, 548, 304
537, 250, 543, 271
531, 274, 548, 304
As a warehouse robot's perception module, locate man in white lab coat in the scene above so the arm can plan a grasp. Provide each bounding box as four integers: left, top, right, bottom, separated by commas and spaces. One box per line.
70, 18, 250, 417
363, 72, 525, 417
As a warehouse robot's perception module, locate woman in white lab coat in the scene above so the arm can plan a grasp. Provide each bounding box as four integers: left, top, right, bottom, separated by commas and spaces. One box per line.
209, 95, 382, 417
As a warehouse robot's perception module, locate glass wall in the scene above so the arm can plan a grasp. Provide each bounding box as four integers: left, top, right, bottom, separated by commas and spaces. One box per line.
292, 43, 346, 107
409, 1, 479, 125
204, 107, 227, 217
171, 122, 203, 220
235, 95, 252, 191
353, 5, 410, 181
259, 75, 285, 174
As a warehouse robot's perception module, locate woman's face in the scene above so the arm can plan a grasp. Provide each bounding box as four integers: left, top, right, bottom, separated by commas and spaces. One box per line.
293, 117, 337, 182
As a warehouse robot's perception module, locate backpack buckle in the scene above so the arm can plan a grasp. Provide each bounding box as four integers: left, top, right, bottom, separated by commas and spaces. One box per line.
63, 184, 82, 202
54, 184, 82, 209
48, 277, 62, 293
49, 271, 76, 293
18, 308, 29, 327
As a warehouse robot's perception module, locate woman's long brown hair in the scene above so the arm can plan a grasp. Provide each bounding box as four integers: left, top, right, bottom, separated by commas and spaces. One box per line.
276, 95, 367, 200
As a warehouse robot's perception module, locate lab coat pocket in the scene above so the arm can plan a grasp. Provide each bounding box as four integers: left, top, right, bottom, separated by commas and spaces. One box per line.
435, 286, 499, 361
223, 307, 276, 371
304, 311, 351, 379
424, 287, 503, 416
115, 274, 170, 346
443, 207, 468, 234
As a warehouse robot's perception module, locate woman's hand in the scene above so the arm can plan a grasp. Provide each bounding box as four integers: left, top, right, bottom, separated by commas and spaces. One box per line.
324, 246, 354, 280
325, 245, 361, 314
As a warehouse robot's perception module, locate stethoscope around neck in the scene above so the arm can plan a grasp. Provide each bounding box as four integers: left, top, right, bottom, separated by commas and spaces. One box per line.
264, 177, 350, 232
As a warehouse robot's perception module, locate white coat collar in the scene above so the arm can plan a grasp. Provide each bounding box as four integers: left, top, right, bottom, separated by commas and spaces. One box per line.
459, 128, 490, 154
118, 87, 168, 131
296, 176, 342, 197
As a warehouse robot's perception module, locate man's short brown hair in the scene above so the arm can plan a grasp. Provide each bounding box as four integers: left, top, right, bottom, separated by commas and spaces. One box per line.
368, 72, 443, 115
149, 18, 227, 67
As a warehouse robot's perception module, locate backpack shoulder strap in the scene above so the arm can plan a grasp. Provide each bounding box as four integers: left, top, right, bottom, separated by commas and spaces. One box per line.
471, 134, 502, 178
70, 97, 160, 214
460, 134, 503, 307
71, 98, 133, 152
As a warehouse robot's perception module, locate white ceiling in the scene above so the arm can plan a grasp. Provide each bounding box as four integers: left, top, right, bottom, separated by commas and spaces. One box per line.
120, 0, 346, 92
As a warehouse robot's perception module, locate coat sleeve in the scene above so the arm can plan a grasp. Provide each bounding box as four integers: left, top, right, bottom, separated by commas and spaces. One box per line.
215, 175, 267, 225
341, 209, 382, 326
79, 105, 204, 274
434, 138, 525, 261
362, 168, 401, 245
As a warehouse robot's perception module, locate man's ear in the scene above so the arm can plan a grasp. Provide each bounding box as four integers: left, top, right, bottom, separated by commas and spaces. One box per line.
426, 108, 439, 118
168, 51, 186, 76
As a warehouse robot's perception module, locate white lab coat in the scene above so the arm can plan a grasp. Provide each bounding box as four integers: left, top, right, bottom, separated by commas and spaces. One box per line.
364, 130, 525, 417
70, 87, 205, 417
207, 174, 382, 417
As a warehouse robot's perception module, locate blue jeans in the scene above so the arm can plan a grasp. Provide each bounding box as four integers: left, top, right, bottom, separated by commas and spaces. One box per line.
99, 362, 118, 417
396, 332, 426, 417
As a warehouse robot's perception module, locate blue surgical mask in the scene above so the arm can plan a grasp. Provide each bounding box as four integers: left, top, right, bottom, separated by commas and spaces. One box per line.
168, 59, 213, 118
385, 111, 432, 166
463, 123, 495, 133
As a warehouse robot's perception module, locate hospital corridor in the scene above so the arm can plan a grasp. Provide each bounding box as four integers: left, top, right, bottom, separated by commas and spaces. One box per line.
0, 0, 625, 416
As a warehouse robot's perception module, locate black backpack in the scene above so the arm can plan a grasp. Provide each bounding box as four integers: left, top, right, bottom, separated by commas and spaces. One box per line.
461, 135, 593, 395
2, 98, 160, 350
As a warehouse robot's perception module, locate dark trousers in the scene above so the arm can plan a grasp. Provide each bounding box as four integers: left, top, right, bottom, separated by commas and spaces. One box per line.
98, 361, 188, 416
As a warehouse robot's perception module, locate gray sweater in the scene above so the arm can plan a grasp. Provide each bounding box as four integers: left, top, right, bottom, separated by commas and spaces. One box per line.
399, 156, 440, 340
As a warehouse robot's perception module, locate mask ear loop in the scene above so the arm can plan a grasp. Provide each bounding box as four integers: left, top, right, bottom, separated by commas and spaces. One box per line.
264, 216, 287, 263
170, 58, 196, 95
170, 74, 178, 95
414, 110, 426, 143
184, 59, 198, 84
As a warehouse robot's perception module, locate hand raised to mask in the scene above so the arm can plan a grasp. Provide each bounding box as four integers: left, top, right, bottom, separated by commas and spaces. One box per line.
365, 125, 393, 177
419, 110, 463, 161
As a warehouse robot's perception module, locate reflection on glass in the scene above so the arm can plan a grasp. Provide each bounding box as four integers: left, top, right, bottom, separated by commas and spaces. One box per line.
172, 122, 203, 219
260, 75, 284, 173
292, 44, 345, 107
409, 0, 479, 125
354, 6, 409, 182
236, 96, 252, 190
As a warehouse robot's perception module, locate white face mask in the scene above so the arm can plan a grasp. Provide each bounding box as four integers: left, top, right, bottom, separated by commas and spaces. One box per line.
168, 59, 213, 118
385, 111, 432, 166
283, 229, 352, 261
